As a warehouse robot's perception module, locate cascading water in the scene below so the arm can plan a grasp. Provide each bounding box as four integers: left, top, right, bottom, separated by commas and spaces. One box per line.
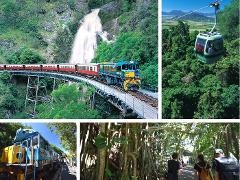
70, 9, 103, 64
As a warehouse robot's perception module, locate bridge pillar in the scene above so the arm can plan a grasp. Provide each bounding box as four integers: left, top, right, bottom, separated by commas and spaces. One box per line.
120, 106, 138, 119
25, 76, 49, 116
90, 92, 96, 109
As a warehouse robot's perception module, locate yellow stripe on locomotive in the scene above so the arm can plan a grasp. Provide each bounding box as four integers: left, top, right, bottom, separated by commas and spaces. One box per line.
125, 71, 135, 78
1, 145, 26, 164
123, 78, 141, 91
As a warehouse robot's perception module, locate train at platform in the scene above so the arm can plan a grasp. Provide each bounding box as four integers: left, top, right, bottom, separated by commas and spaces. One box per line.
0, 61, 141, 91
0, 128, 62, 180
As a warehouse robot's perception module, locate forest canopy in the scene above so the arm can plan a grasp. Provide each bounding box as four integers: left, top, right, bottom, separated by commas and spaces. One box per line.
80, 123, 239, 179
162, 0, 239, 119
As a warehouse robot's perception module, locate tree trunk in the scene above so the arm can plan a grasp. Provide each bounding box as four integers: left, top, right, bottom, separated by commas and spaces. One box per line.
230, 124, 239, 159
98, 123, 107, 180
121, 123, 129, 180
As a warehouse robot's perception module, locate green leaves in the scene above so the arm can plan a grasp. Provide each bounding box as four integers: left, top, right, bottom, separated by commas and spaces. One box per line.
95, 134, 107, 149
112, 136, 129, 145
162, 1, 239, 118
48, 123, 76, 153
93, 1, 158, 88
37, 84, 101, 119
105, 167, 112, 177
7, 46, 45, 64
218, 0, 239, 40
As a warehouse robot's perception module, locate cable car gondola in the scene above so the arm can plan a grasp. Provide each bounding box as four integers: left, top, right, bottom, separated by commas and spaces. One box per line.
194, 1, 224, 64
194, 32, 224, 64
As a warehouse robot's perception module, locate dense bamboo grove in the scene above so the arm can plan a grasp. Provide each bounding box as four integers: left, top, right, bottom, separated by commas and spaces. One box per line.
80, 123, 239, 179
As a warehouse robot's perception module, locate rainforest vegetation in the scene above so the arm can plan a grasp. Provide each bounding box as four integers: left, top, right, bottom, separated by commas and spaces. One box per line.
93, 0, 158, 89
162, 0, 239, 119
37, 84, 100, 119
80, 123, 239, 179
0, 0, 157, 118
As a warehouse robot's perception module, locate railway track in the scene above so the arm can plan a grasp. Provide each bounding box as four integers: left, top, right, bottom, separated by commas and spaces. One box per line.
107, 84, 158, 109
77, 74, 158, 109
128, 91, 158, 109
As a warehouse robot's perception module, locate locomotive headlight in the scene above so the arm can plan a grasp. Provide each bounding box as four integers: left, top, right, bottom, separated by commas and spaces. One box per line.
125, 72, 135, 78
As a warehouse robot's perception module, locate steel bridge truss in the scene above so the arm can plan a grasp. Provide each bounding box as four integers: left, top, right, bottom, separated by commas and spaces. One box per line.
4, 70, 158, 119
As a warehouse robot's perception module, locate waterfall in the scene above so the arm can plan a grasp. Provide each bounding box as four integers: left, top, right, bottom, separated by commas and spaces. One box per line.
70, 9, 102, 64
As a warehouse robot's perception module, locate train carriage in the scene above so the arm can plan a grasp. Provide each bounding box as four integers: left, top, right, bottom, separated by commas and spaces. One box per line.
59, 64, 75, 73
42, 64, 58, 72
0, 64, 5, 70
24, 64, 41, 71
76, 63, 99, 76
6, 64, 24, 70
0, 61, 141, 92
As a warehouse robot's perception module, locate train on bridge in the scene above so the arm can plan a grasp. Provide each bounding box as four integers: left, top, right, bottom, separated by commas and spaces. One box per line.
0, 128, 63, 180
0, 61, 141, 91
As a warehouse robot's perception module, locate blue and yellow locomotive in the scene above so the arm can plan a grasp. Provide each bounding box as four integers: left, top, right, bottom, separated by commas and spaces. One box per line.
0, 128, 61, 180
99, 61, 141, 91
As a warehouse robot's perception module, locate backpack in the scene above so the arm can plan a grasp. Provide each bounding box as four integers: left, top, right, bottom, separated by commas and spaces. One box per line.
214, 157, 239, 180
197, 163, 211, 180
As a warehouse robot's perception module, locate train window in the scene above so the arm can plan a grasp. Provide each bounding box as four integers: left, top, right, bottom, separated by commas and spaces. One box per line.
32, 136, 38, 146
122, 64, 128, 70
129, 64, 133, 70
40, 137, 48, 149
22, 140, 28, 147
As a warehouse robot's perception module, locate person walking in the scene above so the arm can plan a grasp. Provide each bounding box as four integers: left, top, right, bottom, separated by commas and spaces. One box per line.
212, 149, 239, 180
194, 154, 212, 180
167, 152, 181, 180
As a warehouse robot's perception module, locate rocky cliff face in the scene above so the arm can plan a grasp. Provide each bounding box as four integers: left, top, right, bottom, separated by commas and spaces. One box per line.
40, 0, 89, 63
0, 0, 151, 63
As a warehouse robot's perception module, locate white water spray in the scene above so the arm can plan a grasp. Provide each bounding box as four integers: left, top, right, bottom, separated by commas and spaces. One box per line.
70, 9, 103, 64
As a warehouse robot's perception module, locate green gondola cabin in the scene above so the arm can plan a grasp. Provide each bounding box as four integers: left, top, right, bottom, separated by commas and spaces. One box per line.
194, 32, 224, 64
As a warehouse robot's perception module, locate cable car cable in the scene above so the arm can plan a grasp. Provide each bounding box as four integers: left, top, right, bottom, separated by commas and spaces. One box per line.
172, 0, 222, 26
172, 5, 210, 20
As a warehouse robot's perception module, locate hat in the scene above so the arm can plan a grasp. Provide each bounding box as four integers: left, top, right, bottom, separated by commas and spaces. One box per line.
215, 149, 223, 154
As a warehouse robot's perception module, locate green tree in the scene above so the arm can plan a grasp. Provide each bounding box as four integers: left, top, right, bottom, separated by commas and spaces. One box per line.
0, 123, 25, 150
218, 0, 239, 40
37, 84, 101, 119
48, 123, 77, 153
7, 47, 45, 64
53, 28, 73, 63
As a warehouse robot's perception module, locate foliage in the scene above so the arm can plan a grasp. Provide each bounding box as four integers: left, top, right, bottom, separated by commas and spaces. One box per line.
94, 0, 158, 88
7, 46, 45, 64
0, 72, 25, 118
81, 123, 239, 179
87, 0, 112, 9
218, 0, 239, 40
162, 0, 239, 119
53, 28, 74, 63
94, 32, 144, 63
140, 63, 158, 89
48, 123, 77, 153
50, 144, 64, 155
37, 84, 101, 119
0, 123, 25, 151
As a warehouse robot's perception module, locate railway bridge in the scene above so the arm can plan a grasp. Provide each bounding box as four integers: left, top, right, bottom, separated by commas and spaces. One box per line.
1, 70, 158, 119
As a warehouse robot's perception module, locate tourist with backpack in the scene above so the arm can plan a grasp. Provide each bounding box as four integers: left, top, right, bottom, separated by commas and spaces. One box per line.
212, 149, 239, 180
167, 152, 181, 180
194, 154, 212, 180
